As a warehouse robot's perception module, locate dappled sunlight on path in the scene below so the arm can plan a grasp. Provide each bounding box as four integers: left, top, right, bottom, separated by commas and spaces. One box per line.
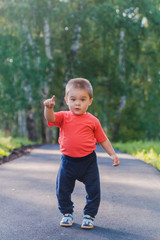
32, 148, 61, 156
100, 174, 160, 190
0, 144, 160, 240
97, 151, 138, 160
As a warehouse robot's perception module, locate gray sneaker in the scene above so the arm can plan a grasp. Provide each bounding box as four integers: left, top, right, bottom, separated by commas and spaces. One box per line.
81, 215, 94, 229
60, 213, 73, 227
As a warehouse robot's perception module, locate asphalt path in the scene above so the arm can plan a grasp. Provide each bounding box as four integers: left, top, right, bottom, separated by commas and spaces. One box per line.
0, 144, 160, 240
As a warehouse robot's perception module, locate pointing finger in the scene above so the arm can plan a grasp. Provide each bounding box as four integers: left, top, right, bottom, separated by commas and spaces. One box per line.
52, 95, 55, 101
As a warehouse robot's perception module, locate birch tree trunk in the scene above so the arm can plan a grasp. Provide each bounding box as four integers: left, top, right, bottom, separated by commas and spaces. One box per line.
60, 4, 82, 111
18, 110, 27, 137
22, 19, 38, 141
41, 17, 54, 143
113, 28, 126, 139
119, 29, 126, 111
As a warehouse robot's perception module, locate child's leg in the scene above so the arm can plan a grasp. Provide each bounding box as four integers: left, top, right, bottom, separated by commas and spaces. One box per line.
56, 155, 76, 215
83, 158, 101, 218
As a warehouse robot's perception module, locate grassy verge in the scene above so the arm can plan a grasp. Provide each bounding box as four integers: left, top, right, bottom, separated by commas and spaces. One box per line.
113, 141, 160, 171
0, 132, 35, 158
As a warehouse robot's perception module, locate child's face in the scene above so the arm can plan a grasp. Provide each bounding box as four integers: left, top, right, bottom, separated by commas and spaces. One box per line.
65, 88, 93, 115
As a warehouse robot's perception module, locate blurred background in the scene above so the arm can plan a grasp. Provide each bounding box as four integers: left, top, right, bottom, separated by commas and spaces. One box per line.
0, 0, 160, 144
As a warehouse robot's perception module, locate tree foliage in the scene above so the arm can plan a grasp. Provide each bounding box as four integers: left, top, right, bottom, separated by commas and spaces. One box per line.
0, 0, 160, 142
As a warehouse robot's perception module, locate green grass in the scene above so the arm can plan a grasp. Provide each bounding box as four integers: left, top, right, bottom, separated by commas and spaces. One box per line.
0, 131, 35, 158
113, 141, 160, 171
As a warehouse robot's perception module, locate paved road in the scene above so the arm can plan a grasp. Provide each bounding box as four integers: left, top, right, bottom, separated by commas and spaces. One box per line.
0, 144, 160, 240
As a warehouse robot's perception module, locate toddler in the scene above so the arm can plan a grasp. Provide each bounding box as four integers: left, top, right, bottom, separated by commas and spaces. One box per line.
43, 78, 119, 229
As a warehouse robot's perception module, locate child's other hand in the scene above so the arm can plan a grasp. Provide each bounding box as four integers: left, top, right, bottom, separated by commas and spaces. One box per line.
43, 95, 55, 109
111, 154, 120, 167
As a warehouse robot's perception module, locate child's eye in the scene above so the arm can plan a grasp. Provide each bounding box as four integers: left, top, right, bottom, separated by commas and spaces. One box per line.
81, 99, 86, 102
71, 99, 76, 101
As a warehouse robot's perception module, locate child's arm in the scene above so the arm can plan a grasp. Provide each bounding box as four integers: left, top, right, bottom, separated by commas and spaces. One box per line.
100, 139, 120, 167
43, 95, 56, 123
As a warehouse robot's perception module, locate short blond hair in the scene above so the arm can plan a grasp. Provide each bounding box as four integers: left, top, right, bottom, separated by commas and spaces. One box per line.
65, 78, 93, 98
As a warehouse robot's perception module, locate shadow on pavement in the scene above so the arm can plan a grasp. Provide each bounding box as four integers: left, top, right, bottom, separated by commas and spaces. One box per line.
92, 226, 151, 240
63, 224, 149, 240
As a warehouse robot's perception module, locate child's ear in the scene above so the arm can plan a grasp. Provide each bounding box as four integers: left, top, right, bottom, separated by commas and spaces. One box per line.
89, 98, 93, 106
64, 97, 68, 105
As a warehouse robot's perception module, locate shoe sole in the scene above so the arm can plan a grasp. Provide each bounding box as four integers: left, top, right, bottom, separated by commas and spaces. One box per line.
81, 224, 94, 229
60, 222, 73, 227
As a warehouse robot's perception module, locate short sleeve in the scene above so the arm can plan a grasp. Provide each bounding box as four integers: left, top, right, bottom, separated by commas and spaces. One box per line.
47, 111, 65, 128
94, 119, 107, 143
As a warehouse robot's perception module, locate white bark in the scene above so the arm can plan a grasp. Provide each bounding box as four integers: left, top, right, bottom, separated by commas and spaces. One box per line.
44, 18, 53, 60
18, 110, 27, 137
43, 16, 54, 91
42, 16, 54, 142
23, 19, 41, 68
23, 19, 34, 47
71, 25, 82, 54
22, 19, 34, 104
119, 29, 125, 81
21, 19, 38, 140
60, 23, 82, 111
119, 29, 126, 111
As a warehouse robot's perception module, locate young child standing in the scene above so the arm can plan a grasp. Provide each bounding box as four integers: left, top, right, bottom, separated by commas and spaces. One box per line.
43, 78, 119, 229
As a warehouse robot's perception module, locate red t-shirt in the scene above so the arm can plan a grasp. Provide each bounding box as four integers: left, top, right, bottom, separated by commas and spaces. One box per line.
48, 111, 107, 157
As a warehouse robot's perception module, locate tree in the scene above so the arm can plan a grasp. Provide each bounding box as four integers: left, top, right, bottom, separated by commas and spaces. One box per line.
0, 0, 159, 142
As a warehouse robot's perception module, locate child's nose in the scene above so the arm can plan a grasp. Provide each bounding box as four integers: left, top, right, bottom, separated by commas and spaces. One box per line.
76, 100, 80, 105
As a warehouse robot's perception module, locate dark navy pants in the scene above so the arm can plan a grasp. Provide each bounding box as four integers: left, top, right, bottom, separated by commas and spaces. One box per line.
56, 151, 100, 218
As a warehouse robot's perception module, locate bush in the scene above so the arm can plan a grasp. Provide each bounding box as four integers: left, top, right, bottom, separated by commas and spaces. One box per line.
0, 132, 35, 158
113, 141, 160, 171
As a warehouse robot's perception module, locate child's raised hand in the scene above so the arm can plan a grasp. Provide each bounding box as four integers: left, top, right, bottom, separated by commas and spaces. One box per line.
111, 154, 120, 167
43, 95, 55, 109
